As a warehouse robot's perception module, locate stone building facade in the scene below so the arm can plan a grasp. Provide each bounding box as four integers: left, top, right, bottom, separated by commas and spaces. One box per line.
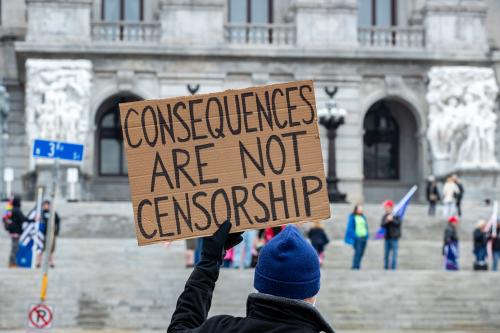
0, 0, 499, 203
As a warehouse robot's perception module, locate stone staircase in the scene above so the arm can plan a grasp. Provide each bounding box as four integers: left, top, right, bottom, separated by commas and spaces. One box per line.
0, 202, 499, 332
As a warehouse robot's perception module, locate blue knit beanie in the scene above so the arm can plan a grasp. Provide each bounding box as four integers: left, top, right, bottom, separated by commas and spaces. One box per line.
254, 225, 320, 299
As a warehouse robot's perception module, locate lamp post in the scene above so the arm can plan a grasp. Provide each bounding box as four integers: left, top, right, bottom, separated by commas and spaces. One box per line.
318, 87, 347, 203
0, 85, 10, 199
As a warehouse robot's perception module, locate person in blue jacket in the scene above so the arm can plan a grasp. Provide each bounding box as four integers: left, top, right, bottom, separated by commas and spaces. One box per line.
345, 204, 369, 270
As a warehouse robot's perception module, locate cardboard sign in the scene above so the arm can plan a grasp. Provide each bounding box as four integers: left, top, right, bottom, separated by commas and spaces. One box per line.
120, 80, 330, 245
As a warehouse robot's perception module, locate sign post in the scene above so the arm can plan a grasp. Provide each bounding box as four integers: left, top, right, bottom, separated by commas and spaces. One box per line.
30, 138, 84, 323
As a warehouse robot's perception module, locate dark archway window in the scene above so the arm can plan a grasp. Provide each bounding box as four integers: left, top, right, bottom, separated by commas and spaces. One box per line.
96, 94, 141, 176
363, 101, 399, 180
358, 0, 397, 27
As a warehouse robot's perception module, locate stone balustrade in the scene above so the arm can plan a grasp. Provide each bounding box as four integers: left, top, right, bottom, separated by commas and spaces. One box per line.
224, 23, 296, 46
91, 21, 161, 43
358, 26, 425, 49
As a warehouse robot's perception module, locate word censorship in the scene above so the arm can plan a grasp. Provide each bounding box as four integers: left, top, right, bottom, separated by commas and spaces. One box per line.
120, 80, 330, 245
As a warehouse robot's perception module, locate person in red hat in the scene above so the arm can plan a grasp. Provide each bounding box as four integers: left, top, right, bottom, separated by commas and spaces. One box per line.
443, 216, 459, 270
380, 200, 402, 270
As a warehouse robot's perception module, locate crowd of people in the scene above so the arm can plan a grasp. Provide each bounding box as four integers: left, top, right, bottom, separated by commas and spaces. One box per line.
426, 174, 464, 218
4, 179, 500, 274
184, 223, 330, 269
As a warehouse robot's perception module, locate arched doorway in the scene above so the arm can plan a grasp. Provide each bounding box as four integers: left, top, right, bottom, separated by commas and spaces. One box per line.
363, 98, 419, 202
93, 93, 142, 200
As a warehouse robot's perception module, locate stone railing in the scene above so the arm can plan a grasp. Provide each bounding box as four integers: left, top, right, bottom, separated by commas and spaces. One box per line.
224, 23, 296, 46
358, 26, 425, 48
91, 21, 161, 43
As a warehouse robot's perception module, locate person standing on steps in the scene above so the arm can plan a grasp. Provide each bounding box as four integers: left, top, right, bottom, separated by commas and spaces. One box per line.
472, 220, 488, 269
168, 222, 335, 333
36, 200, 61, 268
426, 176, 440, 217
345, 204, 369, 270
443, 216, 460, 271
232, 229, 257, 269
308, 220, 330, 266
452, 174, 465, 217
380, 200, 401, 270
442, 177, 459, 218
3, 196, 33, 268
490, 221, 500, 271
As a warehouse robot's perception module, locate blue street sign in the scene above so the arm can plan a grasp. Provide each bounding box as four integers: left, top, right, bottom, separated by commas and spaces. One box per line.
32, 139, 84, 162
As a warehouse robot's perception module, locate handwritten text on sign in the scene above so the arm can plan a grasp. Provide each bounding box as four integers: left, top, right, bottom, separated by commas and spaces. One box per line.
120, 80, 330, 245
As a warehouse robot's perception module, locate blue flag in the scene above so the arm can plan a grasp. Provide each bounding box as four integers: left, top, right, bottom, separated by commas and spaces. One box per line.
375, 185, 418, 239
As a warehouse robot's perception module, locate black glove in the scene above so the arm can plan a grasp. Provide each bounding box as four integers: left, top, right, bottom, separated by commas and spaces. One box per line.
201, 221, 243, 262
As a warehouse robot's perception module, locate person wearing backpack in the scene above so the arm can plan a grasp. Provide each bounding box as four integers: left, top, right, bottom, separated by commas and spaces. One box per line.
3, 196, 31, 268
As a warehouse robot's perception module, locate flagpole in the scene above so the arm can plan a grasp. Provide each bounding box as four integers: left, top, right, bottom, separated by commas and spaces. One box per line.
40, 158, 58, 303
31, 187, 44, 268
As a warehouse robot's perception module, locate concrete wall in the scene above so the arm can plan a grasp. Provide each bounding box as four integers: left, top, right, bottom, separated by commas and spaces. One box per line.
486, 0, 500, 48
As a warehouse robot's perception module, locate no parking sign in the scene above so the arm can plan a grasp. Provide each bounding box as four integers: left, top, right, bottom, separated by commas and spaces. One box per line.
27, 303, 54, 330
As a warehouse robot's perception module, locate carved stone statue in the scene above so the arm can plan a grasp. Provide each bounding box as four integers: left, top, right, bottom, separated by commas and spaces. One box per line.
26, 59, 92, 146
426, 66, 499, 175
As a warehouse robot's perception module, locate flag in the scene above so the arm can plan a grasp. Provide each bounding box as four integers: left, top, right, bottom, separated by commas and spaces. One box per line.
485, 201, 498, 236
375, 185, 418, 240
16, 208, 45, 268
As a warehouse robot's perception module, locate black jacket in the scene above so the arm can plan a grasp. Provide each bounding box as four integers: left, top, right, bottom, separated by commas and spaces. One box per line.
168, 259, 334, 333
444, 225, 458, 243
426, 182, 440, 203
473, 228, 488, 252
9, 197, 31, 235
308, 228, 330, 254
41, 209, 61, 236
492, 235, 500, 252
381, 213, 401, 240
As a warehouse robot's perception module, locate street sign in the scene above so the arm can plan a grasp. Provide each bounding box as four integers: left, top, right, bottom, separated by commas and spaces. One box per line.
28, 303, 54, 330
33, 139, 84, 162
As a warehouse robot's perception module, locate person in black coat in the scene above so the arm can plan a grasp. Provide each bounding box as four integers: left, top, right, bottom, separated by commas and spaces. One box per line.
426, 176, 440, 217
36, 200, 61, 268
452, 174, 464, 217
473, 220, 488, 263
490, 222, 500, 271
308, 221, 330, 266
381, 200, 402, 270
168, 222, 334, 333
4, 196, 32, 267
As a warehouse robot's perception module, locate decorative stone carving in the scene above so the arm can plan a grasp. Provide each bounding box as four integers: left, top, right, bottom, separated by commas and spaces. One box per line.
426, 66, 499, 175
26, 59, 92, 147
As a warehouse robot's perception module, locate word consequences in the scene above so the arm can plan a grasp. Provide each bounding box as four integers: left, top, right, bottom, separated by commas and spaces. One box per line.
120, 80, 330, 245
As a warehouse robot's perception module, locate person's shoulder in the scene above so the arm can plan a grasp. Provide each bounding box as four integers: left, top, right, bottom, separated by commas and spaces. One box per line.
203, 315, 246, 330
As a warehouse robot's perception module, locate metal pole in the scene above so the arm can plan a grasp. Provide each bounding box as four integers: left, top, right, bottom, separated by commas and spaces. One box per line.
40, 158, 58, 302
32, 187, 44, 268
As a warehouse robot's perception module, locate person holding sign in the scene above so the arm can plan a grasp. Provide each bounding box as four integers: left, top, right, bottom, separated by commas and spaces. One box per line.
168, 222, 334, 333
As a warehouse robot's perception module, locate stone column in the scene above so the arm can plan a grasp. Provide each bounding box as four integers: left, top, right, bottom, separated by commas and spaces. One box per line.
423, 0, 488, 52
292, 0, 358, 48
26, 0, 92, 43
159, 0, 225, 46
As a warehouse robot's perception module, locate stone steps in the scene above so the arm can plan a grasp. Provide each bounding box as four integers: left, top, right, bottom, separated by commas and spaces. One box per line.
1, 239, 499, 331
